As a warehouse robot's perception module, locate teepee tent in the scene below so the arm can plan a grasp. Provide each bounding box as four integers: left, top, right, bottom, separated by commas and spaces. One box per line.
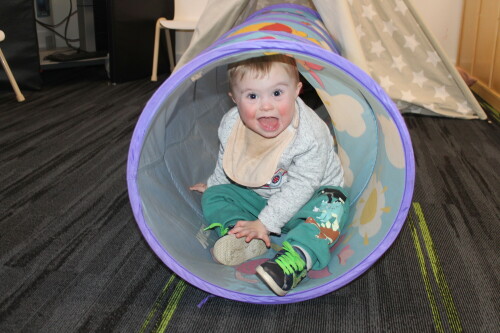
175, 0, 486, 119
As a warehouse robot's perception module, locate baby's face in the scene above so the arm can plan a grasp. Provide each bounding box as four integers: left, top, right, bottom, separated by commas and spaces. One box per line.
229, 63, 302, 138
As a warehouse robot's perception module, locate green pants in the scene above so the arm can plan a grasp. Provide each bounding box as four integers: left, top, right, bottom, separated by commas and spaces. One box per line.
202, 184, 350, 270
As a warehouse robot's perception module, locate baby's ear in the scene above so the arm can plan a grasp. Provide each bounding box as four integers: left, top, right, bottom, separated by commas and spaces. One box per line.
295, 81, 303, 97
228, 92, 236, 104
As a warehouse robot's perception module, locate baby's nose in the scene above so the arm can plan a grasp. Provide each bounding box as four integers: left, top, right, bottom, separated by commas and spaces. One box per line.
260, 97, 274, 111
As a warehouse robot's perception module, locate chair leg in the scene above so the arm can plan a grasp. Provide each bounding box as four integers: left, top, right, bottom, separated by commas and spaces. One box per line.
165, 29, 175, 73
151, 18, 165, 82
0, 47, 25, 102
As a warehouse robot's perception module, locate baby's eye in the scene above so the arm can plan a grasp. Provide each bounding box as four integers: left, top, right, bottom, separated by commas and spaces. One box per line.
273, 90, 283, 97
247, 93, 257, 99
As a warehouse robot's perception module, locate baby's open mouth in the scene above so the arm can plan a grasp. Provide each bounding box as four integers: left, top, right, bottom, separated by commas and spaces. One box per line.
258, 117, 279, 131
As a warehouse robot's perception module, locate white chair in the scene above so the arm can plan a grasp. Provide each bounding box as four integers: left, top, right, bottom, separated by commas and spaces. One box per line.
0, 30, 25, 102
151, 0, 208, 81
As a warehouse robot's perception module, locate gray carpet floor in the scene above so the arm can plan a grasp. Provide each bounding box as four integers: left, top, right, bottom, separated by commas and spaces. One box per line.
0, 66, 498, 332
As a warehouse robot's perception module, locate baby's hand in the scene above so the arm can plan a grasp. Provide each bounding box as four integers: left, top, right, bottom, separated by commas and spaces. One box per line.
229, 219, 271, 247
189, 183, 207, 193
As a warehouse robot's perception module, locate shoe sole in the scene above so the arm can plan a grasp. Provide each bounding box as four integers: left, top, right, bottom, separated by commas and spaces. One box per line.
212, 234, 268, 266
255, 265, 288, 296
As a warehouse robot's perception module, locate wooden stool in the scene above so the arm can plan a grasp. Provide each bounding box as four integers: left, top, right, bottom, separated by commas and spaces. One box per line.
0, 30, 25, 102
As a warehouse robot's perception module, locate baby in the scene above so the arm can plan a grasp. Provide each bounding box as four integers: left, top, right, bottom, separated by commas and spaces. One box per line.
190, 54, 349, 296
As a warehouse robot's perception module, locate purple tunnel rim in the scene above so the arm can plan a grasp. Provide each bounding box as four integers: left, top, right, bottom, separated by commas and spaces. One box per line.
204, 30, 336, 60
127, 39, 415, 304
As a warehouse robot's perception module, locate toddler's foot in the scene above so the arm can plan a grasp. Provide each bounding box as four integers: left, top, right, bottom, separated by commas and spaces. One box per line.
256, 241, 307, 296
213, 234, 268, 266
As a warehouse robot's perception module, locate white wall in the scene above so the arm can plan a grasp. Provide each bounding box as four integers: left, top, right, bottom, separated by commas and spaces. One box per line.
409, 0, 463, 63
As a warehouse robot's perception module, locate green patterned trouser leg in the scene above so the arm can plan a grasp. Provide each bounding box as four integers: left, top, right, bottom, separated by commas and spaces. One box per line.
202, 184, 349, 269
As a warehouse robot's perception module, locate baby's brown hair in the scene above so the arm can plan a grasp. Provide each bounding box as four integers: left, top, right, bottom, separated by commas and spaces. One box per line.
228, 54, 300, 93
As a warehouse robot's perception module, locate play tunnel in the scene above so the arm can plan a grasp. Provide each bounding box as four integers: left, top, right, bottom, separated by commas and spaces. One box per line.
127, 4, 415, 304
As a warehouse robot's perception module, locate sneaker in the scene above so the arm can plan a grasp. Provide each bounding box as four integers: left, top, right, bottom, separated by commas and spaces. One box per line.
255, 241, 307, 296
212, 234, 268, 266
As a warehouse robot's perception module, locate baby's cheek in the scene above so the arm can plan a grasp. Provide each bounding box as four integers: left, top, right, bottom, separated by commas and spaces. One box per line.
239, 105, 257, 121
278, 101, 296, 120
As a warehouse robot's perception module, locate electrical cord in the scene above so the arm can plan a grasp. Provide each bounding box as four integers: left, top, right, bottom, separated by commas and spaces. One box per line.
37, 0, 107, 62
36, 20, 79, 42
35, 0, 81, 50
37, 10, 77, 28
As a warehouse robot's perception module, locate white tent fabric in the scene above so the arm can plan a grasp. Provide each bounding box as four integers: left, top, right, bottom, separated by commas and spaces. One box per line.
337, 0, 485, 119
175, 0, 486, 119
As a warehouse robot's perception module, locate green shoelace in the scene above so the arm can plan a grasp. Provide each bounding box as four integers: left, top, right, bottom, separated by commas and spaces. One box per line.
276, 241, 306, 275
204, 223, 230, 236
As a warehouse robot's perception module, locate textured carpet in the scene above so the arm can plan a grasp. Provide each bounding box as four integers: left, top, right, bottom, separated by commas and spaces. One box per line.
0, 66, 498, 332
